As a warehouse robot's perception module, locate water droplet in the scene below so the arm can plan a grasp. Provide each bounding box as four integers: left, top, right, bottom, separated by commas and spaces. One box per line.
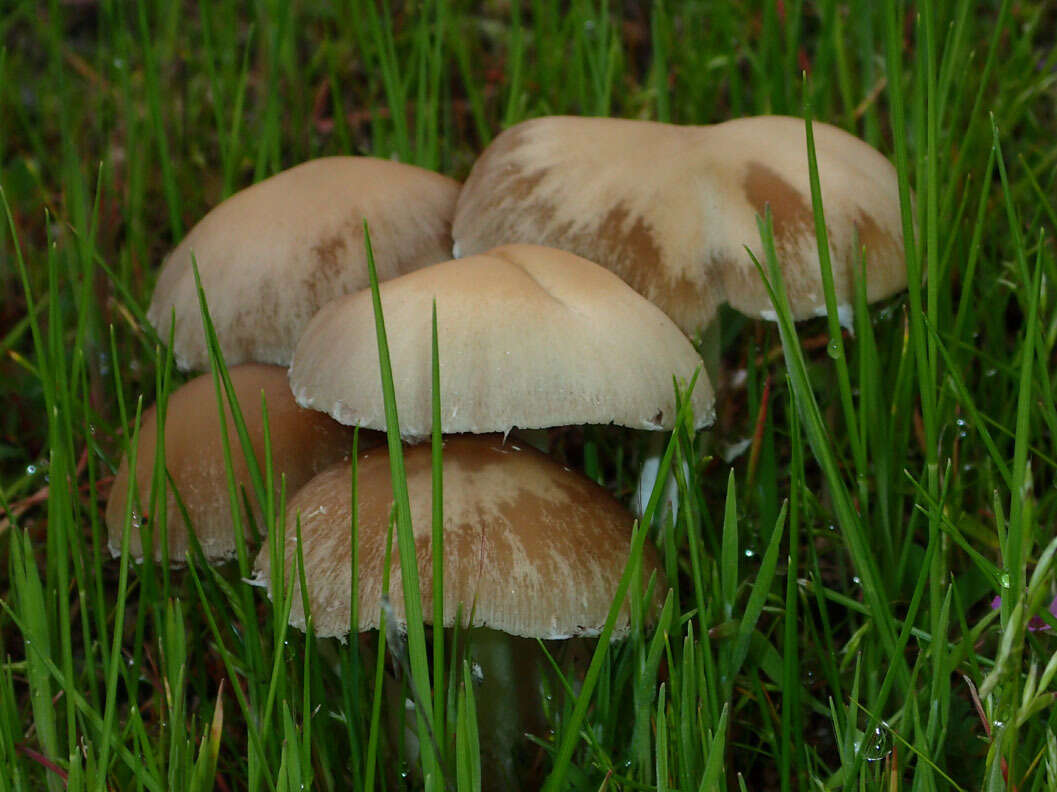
744, 548, 756, 558
999, 573, 1011, 590
863, 725, 891, 761
26, 464, 37, 475
827, 340, 841, 359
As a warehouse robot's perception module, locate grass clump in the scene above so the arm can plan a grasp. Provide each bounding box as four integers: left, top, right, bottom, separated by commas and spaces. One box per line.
3, 1, 1057, 789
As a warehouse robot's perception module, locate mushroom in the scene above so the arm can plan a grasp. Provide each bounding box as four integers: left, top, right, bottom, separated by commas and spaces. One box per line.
252, 434, 666, 788
289, 243, 715, 438
451, 115, 907, 512
147, 157, 460, 371
451, 114, 906, 335
106, 364, 377, 564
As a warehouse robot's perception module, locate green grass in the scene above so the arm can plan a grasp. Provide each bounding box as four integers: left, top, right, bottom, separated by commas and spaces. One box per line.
2, 0, 1057, 788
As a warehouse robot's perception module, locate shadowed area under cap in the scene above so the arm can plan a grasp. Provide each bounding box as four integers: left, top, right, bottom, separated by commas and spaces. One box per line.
252, 435, 667, 639
148, 157, 460, 371
289, 243, 714, 437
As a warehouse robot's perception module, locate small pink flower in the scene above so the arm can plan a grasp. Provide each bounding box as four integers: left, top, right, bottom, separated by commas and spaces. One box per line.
991, 595, 1057, 631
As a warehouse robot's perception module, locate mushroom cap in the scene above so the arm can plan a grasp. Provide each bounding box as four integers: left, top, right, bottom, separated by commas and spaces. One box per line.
452, 115, 906, 333
704, 116, 907, 322
252, 434, 667, 639
289, 243, 714, 438
106, 364, 376, 564
148, 157, 460, 371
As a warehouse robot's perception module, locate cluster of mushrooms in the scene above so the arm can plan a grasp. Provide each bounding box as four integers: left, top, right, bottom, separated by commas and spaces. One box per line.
107, 115, 907, 781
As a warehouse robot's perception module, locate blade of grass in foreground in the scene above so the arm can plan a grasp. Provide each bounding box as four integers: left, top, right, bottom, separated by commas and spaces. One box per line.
542, 384, 701, 792
751, 209, 906, 686
364, 507, 397, 792
780, 382, 804, 792
9, 525, 61, 792
800, 87, 866, 491
456, 659, 482, 792
0, 592, 165, 791
430, 301, 446, 741
361, 219, 441, 784
190, 259, 277, 787
339, 432, 365, 787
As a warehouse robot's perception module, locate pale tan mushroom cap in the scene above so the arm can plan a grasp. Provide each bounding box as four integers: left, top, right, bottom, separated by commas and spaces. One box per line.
148, 157, 460, 371
252, 435, 667, 639
703, 116, 906, 322
452, 115, 906, 333
106, 364, 376, 563
290, 244, 714, 437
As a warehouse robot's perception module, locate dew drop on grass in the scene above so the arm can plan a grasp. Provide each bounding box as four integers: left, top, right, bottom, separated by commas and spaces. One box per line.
862, 725, 892, 762
827, 339, 841, 359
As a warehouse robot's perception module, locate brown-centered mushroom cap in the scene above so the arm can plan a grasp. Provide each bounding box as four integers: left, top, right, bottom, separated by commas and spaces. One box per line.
148, 157, 460, 371
703, 115, 906, 322
452, 115, 906, 333
289, 243, 714, 438
252, 434, 666, 639
106, 364, 377, 564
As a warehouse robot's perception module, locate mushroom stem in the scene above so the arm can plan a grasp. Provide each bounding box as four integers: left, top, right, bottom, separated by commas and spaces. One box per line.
388, 627, 544, 791
634, 312, 719, 521
635, 431, 698, 522
464, 628, 543, 791
698, 314, 723, 389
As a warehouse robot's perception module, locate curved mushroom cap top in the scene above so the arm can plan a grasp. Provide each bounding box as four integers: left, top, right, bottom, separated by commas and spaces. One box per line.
252, 435, 667, 639
106, 364, 377, 564
453, 115, 906, 333
702, 115, 906, 322
148, 157, 460, 371
289, 243, 714, 438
